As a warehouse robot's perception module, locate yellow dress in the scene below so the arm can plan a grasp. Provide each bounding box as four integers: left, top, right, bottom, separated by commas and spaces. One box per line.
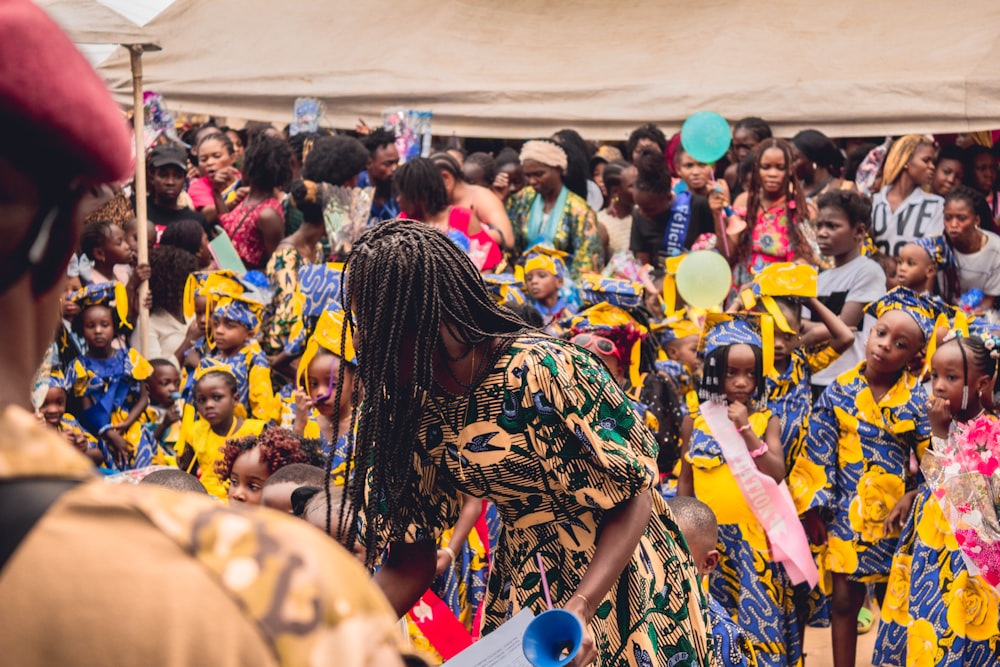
177, 417, 266, 499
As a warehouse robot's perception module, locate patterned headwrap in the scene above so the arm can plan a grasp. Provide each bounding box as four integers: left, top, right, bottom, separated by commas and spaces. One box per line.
287, 263, 344, 345
48, 368, 69, 391
698, 312, 775, 379
883, 134, 934, 186
519, 139, 568, 171
482, 273, 527, 306
193, 358, 238, 383
208, 274, 265, 334
865, 286, 948, 343
517, 245, 569, 279
739, 262, 817, 334
579, 274, 644, 310
912, 236, 958, 270
183, 269, 240, 320
566, 302, 647, 388
297, 308, 357, 398
69, 281, 130, 331
652, 311, 702, 346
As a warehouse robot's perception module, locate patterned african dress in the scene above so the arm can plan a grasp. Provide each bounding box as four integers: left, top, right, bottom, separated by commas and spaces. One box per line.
874, 486, 1000, 666
706, 596, 758, 667
687, 409, 801, 667
381, 335, 711, 667
262, 243, 323, 355
796, 363, 930, 584
203, 341, 279, 422
66, 347, 154, 469
507, 186, 602, 277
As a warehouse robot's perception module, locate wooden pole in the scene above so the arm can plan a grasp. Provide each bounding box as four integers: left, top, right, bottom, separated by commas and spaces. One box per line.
130, 45, 149, 358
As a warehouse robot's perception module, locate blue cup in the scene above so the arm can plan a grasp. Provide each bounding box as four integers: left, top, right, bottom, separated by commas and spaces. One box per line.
521, 609, 584, 667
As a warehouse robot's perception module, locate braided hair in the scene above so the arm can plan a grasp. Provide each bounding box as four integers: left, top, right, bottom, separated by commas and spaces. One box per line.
741, 138, 815, 266
938, 334, 1000, 412
331, 219, 527, 565
697, 344, 766, 408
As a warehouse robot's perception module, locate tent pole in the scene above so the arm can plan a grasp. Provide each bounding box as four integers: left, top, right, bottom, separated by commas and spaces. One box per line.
130, 45, 150, 358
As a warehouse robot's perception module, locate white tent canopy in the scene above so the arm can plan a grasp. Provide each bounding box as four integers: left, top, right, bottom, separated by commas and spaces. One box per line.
97, 0, 1000, 140
39, 0, 157, 47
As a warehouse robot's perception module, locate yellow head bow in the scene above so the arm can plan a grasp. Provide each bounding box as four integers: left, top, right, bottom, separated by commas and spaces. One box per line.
516, 245, 569, 283
739, 262, 817, 334
568, 302, 648, 388
70, 281, 131, 331
193, 358, 238, 383
297, 309, 357, 397
662, 255, 686, 317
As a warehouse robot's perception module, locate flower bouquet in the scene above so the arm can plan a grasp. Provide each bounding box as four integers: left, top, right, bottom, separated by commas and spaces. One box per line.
921, 414, 1000, 589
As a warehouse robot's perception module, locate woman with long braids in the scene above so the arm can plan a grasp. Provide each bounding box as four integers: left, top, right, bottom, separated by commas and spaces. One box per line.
328, 219, 711, 667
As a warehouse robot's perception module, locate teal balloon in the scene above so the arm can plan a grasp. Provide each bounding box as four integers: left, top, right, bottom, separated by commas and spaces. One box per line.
680, 111, 731, 164
675, 251, 731, 309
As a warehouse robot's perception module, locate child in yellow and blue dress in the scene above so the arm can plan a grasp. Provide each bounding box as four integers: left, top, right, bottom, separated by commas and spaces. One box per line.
516, 245, 577, 336
797, 287, 941, 667
667, 495, 759, 667
38, 369, 103, 465
654, 312, 703, 416
678, 312, 798, 667
176, 363, 268, 499
200, 277, 280, 423
874, 333, 1000, 667
145, 359, 182, 466
65, 282, 154, 470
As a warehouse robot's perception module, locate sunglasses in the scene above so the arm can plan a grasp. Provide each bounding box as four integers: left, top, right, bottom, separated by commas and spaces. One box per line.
571, 333, 620, 359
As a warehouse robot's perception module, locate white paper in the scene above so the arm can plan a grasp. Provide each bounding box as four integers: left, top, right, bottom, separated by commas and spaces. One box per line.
444, 609, 535, 667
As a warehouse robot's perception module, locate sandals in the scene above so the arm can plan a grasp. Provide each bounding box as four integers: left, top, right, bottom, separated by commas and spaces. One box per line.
857, 607, 876, 635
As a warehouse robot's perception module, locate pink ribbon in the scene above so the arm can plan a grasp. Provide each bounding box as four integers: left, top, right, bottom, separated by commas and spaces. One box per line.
701, 401, 819, 588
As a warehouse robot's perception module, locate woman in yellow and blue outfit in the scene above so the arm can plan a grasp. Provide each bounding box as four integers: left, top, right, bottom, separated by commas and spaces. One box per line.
680, 312, 799, 667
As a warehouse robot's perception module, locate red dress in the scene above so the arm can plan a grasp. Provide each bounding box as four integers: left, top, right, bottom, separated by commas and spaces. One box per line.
219, 197, 283, 270
449, 207, 502, 271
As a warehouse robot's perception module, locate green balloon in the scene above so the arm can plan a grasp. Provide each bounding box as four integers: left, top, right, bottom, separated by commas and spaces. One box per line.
675, 251, 731, 309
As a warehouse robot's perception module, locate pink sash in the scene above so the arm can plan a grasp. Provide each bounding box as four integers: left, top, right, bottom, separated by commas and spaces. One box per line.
701, 401, 819, 587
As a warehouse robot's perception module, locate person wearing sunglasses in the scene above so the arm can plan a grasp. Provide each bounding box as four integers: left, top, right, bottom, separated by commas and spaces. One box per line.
0, 4, 425, 664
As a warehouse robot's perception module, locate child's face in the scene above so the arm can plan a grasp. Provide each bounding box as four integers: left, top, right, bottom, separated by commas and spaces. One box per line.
213, 317, 250, 354
194, 295, 209, 334
944, 199, 980, 247
676, 151, 712, 193
524, 268, 562, 302
932, 158, 964, 197
149, 365, 181, 406
40, 386, 66, 427
758, 147, 789, 196
930, 342, 985, 415
103, 225, 135, 265
770, 303, 801, 366
306, 352, 354, 418
865, 311, 923, 376
724, 344, 757, 405
260, 481, 298, 514
895, 244, 935, 292
194, 376, 237, 428
81, 305, 115, 351
815, 205, 861, 260
228, 447, 269, 505
666, 335, 701, 375
65, 276, 82, 296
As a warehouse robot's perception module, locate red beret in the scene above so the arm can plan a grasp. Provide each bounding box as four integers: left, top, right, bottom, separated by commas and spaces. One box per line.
0, 0, 131, 184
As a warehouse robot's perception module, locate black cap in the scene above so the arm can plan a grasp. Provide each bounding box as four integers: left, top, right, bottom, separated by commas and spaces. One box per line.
150, 143, 188, 170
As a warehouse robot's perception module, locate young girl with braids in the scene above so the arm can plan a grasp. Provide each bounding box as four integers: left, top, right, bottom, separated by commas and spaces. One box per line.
874, 333, 1000, 666
678, 313, 800, 667
331, 219, 711, 667
217, 427, 323, 506
729, 139, 818, 288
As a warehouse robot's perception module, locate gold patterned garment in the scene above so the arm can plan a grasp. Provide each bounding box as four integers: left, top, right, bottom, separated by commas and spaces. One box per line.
0, 405, 426, 667
379, 335, 712, 667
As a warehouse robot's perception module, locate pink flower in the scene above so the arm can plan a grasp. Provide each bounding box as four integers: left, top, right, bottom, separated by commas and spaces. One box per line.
966, 417, 995, 448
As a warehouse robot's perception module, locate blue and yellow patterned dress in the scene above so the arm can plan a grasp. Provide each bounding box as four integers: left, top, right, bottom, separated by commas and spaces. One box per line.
873, 418, 1000, 667
797, 363, 930, 584
379, 335, 711, 667
688, 409, 800, 667
706, 595, 758, 667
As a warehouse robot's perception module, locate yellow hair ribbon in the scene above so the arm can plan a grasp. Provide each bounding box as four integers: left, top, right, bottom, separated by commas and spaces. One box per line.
760, 313, 775, 378
113, 281, 131, 330
663, 256, 684, 317
296, 310, 356, 398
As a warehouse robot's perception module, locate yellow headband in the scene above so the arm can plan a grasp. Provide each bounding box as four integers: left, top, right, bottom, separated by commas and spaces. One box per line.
739, 263, 817, 334
297, 310, 356, 397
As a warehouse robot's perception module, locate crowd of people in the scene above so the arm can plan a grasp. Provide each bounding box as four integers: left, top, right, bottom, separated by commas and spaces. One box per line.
8, 2, 1000, 666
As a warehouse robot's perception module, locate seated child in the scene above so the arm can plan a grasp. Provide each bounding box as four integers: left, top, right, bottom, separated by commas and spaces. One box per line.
146, 359, 182, 466
139, 468, 208, 495
200, 278, 279, 422
65, 282, 153, 470
260, 463, 327, 513
176, 365, 267, 500
518, 245, 576, 335
216, 426, 323, 506
666, 496, 757, 667
38, 369, 102, 465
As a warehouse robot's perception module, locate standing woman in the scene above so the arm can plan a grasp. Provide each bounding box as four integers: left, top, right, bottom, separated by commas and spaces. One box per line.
791, 129, 845, 201
335, 220, 711, 667
188, 132, 241, 223
507, 139, 603, 276
869, 134, 942, 257
598, 161, 637, 257
218, 134, 292, 271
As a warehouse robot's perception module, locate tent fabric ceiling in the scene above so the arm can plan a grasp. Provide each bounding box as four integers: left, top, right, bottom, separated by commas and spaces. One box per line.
38, 0, 157, 47
96, 0, 1000, 140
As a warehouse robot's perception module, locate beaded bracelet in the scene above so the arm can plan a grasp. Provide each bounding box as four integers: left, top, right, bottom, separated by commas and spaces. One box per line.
749, 442, 769, 458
